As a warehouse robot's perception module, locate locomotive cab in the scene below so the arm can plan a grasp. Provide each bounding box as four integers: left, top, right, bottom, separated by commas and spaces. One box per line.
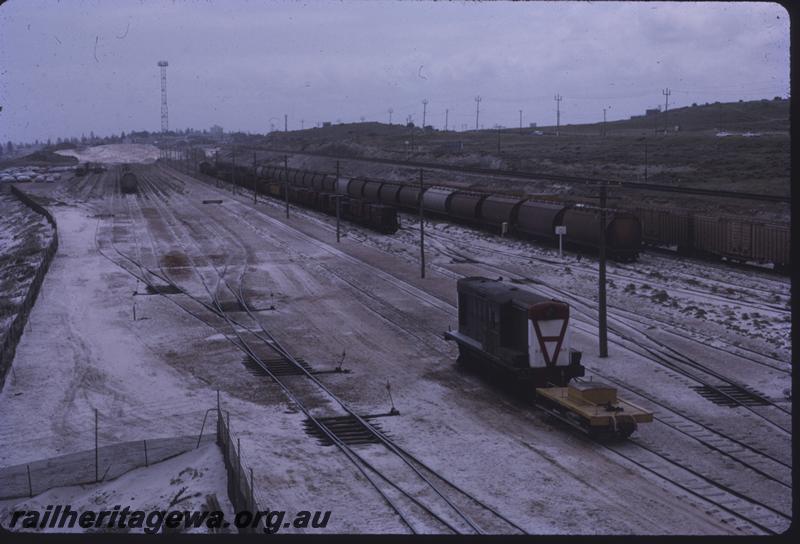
445, 276, 652, 439
444, 277, 585, 390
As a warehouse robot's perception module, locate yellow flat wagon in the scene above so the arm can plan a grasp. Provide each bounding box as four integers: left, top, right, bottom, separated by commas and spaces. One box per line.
536, 382, 653, 439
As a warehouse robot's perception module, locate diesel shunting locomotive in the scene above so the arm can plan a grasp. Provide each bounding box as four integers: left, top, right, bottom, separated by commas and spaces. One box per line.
445, 277, 652, 438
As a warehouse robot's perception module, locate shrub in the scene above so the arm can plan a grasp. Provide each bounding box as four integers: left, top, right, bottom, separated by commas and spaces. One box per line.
650, 290, 669, 303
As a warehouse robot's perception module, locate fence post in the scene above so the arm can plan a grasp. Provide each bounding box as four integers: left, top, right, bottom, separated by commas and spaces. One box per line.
250, 467, 255, 514
143, 440, 149, 467
94, 409, 99, 482
27, 464, 33, 497
236, 438, 242, 511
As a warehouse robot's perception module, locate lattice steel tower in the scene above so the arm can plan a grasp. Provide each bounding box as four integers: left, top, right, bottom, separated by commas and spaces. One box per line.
158, 61, 169, 132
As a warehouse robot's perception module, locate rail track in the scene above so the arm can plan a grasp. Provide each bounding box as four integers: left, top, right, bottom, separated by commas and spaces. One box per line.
411, 222, 790, 373
417, 237, 792, 533
421, 234, 791, 433
418, 221, 789, 316
156, 162, 792, 534
97, 166, 528, 535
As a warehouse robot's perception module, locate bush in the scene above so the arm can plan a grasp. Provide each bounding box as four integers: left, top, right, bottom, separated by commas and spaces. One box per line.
650, 290, 670, 303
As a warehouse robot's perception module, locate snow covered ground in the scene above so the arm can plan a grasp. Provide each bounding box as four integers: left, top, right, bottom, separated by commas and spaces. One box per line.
0, 165, 790, 535
0, 443, 235, 534
55, 144, 160, 165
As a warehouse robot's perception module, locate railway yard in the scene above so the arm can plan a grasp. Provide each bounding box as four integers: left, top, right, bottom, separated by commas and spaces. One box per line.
0, 142, 791, 534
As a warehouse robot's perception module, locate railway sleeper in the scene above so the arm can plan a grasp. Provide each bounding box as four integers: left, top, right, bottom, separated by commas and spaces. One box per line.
302, 414, 395, 446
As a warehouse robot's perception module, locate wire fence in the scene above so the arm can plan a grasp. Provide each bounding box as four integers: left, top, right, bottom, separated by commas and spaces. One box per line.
216, 405, 267, 534
0, 397, 267, 535
0, 186, 267, 530
0, 435, 214, 500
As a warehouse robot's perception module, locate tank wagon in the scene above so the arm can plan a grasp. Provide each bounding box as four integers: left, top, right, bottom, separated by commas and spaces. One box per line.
445, 277, 653, 438
341, 176, 641, 260
190, 158, 788, 270
258, 167, 643, 259
120, 171, 138, 194
208, 161, 399, 234
198, 161, 217, 177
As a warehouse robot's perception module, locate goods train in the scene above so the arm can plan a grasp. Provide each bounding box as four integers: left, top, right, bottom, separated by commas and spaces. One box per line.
247, 164, 641, 260
201, 159, 399, 234
74, 162, 105, 177
118, 165, 138, 194
634, 207, 789, 271
445, 277, 653, 439
194, 156, 788, 270
337, 176, 641, 260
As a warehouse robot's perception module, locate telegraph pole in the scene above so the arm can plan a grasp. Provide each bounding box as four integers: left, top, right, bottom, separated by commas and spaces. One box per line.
662, 88, 671, 133
422, 99, 428, 127
284, 114, 288, 132
419, 169, 425, 278
335, 161, 341, 242
284, 155, 289, 218
231, 147, 236, 194
474, 96, 482, 130
602, 108, 607, 137
598, 183, 608, 358
388, 108, 393, 125
519, 109, 523, 134
214, 150, 219, 187
554, 94, 562, 136
445, 109, 449, 132
301, 119, 304, 130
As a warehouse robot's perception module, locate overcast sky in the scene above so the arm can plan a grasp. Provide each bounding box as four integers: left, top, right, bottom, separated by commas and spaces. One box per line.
0, 1, 790, 143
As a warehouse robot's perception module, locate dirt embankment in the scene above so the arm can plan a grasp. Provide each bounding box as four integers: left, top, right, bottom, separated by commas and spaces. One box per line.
0, 192, 55, 349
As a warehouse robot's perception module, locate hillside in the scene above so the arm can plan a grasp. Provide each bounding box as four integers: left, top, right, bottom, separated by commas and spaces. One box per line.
244, 98, 788, 198
557, 97, 789, 134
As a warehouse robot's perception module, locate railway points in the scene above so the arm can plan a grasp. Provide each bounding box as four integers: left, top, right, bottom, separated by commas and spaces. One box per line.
0, 144, 789, 535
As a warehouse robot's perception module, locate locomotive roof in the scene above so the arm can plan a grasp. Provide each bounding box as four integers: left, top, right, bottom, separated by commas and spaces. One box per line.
457, 276, 556, 307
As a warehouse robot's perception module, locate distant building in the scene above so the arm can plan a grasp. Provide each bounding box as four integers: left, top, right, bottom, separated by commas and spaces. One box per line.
528, 123, 537, 128
645, 107, 661, 116
322, 122, 332, 127
209, 125, 223, 138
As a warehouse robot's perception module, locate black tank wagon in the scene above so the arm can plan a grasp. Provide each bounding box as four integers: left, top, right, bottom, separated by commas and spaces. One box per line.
119, 165, 139, 194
